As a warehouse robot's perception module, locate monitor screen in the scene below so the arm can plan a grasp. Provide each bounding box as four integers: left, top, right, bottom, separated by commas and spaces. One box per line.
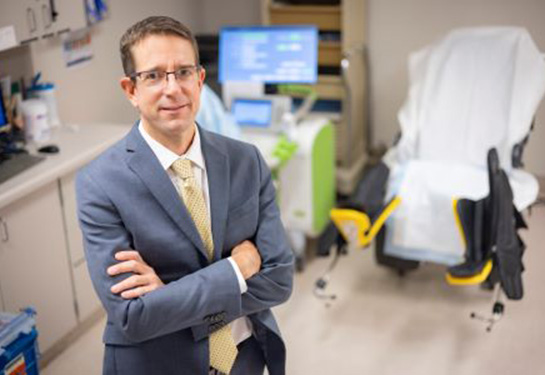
219, 25, 318, 84
0, 91, 8, 128
231, 98, 273, 128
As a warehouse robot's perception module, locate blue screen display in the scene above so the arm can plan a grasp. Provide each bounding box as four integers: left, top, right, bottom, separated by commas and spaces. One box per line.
219, 26, 318, 84
0, 93, 7, 127
231, 99, 273, 128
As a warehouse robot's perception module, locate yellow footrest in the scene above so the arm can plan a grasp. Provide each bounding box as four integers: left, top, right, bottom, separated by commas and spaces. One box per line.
446, 259, 493, 285
330, 197, 401, 248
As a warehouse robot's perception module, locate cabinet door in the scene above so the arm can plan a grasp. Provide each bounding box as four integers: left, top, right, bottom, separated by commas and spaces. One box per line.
51, 0, 88, 36
0, 0, 88, 47
37, 0, 56, 39
72, 261, 102, 321
0, 182, 77, 353
60, 172, 85, 265
60, 172, 102, 321
0, 0, 43, 45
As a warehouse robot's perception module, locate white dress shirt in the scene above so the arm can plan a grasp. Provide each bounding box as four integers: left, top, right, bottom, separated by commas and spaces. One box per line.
138, 122, 253, 345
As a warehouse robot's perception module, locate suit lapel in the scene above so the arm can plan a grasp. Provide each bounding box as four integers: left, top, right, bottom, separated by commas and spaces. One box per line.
199, 126, 230, 261
124, 124, 208, 260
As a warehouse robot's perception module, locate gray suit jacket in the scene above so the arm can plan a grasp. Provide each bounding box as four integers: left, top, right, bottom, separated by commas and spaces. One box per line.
76, 124, 294, 375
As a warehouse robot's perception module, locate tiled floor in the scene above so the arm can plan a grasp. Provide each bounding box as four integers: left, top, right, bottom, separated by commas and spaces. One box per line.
42, 205, 545, 375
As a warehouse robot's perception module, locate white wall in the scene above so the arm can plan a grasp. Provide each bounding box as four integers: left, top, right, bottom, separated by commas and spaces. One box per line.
368, 0, 545, 175
30, 0, 202, 126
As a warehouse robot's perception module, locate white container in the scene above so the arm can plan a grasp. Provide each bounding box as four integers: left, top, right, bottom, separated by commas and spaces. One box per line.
20, 99, 50, 143
29, 84, 61, 128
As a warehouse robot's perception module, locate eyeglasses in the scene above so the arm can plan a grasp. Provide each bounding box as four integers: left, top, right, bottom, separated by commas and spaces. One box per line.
129, 65, 202, 88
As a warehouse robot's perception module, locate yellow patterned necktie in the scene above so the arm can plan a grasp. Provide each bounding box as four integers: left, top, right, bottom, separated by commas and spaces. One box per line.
171, 159, 238, 375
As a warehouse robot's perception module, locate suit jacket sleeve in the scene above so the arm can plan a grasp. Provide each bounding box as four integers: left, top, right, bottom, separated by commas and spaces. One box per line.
76, 168, 242, 344
241, 146, 294, 315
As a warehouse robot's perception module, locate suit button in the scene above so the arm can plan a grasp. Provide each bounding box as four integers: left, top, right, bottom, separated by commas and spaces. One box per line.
203, 315, 213, 323
211, 312, 225, 323
208, 323, 220, 333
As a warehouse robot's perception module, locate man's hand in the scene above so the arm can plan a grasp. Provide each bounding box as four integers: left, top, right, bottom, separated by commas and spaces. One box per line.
107, 250, 164, 299
231, 240, 262, 280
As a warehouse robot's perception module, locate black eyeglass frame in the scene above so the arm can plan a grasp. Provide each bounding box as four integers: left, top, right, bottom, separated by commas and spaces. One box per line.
128, 65, 203, 84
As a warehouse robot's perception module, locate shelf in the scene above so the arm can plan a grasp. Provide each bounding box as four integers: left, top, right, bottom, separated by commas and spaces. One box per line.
268, 4, 341, 30
319, 41, 342, 65
264, 0, 369, 193
279, 75, 344, 100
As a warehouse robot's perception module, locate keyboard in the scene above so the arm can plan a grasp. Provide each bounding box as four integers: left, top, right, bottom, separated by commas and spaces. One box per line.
0, 153, 45, 184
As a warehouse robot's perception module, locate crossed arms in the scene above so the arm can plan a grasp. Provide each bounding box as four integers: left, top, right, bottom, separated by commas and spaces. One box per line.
76, 148, 294, 344
107, 240, 262, 299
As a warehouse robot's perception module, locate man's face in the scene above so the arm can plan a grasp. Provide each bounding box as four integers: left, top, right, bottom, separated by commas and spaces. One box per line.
121, 34, 205, 142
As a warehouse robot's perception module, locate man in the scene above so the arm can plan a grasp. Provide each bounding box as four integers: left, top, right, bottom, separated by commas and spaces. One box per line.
76, 16, 294, 375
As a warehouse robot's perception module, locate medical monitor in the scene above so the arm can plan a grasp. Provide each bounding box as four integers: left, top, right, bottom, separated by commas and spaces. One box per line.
219, 25, 318, 84
232, 98, 272, 128
231, 95, 292, 131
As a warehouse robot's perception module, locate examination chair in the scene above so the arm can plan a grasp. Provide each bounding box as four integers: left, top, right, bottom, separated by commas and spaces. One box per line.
317, 27, 545, 327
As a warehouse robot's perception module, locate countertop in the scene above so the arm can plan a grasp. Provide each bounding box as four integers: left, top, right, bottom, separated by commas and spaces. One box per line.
0, 123, 130, 209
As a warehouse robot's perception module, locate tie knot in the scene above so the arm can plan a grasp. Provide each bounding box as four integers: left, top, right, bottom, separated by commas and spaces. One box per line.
172, 158, 193, 179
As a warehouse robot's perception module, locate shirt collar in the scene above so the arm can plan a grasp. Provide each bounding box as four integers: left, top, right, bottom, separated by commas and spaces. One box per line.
138, 121, 206, 172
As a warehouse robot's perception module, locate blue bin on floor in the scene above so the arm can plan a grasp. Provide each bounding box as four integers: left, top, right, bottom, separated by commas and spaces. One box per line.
0, 308, 39, 375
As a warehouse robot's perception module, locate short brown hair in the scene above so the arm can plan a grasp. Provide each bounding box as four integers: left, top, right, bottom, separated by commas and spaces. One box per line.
120, 16, 200, 76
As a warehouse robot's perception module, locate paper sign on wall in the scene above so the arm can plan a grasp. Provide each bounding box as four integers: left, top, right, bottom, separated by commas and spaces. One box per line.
62, 29, 94, 69
0, 26, 17, 52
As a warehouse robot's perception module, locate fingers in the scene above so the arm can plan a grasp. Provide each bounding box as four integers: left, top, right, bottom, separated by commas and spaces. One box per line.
110, 274, 147, 294
114, 250, 143, 262
110, 273, 164, 299
107, 250, 164, 299
120, 285, 156, 299
107, 259, 148, 277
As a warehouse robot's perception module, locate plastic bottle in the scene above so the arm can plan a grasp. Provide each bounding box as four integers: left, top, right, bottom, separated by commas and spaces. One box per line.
27, 73, 61, 128
20, 99, 50, 143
